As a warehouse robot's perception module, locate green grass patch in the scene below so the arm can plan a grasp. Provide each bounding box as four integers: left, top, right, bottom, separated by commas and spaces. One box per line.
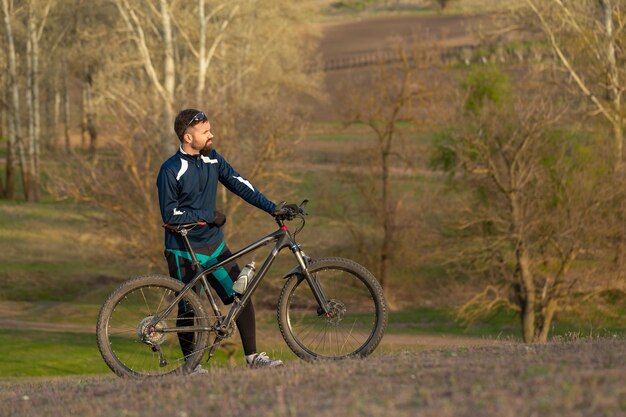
0, 329, 110, 376
387, 307, 626, 339
387, 307, 518, 337
0, 328, 297, 378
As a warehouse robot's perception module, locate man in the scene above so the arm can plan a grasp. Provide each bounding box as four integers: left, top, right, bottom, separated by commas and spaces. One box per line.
156, 108, 283, 370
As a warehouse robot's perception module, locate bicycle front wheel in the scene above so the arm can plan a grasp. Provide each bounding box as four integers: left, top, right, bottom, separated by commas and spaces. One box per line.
96, 275, 210, 378
278, 257, 387, 360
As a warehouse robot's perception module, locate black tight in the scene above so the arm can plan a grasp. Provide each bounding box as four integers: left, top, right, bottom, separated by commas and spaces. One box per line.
235, 300, 256, 355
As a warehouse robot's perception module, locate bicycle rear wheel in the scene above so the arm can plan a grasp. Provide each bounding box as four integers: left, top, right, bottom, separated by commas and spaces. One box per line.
278, 257, 387, 360
96, 275, 210, 378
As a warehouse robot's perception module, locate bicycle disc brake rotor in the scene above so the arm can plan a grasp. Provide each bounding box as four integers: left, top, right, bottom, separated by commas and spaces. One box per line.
324, 299, 347, 325
137, 316, 167, 345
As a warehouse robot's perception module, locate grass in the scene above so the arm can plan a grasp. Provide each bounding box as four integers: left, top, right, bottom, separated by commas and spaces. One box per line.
0, 199, 147, 302
0, 328, 279, 377
0, 329, 109, 377
389, 307, 626, 339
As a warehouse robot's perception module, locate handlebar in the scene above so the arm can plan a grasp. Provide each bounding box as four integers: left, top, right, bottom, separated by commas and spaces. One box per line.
273, 200, 308, 221
163, 199, 309, 234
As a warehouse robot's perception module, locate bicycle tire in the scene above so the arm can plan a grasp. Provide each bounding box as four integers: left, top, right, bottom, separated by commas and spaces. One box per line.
277, 257, 387, 360
96, 275, 209, 378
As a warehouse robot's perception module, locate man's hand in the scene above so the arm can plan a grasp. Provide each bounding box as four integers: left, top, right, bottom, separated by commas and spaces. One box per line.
213, 210, 226, 227
273, 203, 300, 219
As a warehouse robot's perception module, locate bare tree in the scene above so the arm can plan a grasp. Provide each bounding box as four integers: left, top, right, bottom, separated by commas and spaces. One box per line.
1, 0, 25, 200
24, 1, 51, 202
0, 20, 7, 197
525, 0, 625, 169
48, 0, 323, 267
523, 1, 626, 272
114, 0, 176, 151
81, 66, 97, 159
342, 45, 441, 303
192, 1, 239, 104
1, 0, 52, 201
432, 68, 619, 342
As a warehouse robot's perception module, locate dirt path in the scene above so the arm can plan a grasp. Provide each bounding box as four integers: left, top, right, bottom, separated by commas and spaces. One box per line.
312, 13, 485, 120
0, 318, 95, 334
320, 13, 483, 60
380, 332, 503, 348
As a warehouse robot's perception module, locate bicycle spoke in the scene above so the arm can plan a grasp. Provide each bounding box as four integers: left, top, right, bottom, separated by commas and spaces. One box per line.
340, 319, 358, 353
139, 288, 151, 314
99, 277, 210, 377
155, 288, 170, 315
283, 262, 382, 359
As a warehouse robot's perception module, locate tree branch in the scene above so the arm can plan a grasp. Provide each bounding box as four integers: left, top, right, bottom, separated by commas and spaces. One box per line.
526, 0, 618, 126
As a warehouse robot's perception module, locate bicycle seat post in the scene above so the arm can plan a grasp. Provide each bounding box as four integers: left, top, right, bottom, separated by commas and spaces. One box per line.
179, 228, 201, 270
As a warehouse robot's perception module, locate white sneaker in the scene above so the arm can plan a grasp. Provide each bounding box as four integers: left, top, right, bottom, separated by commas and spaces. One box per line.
247, 352, 283, 369
190, 364, 209, 375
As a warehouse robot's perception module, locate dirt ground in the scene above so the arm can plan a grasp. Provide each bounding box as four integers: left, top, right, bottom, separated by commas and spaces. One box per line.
319, 13, 482, 60
3, 339, 625, 417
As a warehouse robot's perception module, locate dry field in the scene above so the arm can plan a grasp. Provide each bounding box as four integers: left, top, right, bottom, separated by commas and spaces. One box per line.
2, 338, 625, 417
312, 11, 489, 121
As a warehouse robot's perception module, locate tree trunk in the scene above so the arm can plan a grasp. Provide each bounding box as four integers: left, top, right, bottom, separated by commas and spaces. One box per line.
380, 148, 393, 300
26, 21, 36, 202
115, 0, 176, 151
25, 9, 41, 202
536, 298, 557, 342
2, 0, 28, 200
160, 0, 175, 150
599, 0, 624, 158
598, 0, 624, 168
53, 87, 61, 150
63, 60, 71, 154
3, 67, 15, 199
518, 246, 536, 343
509, 191, 537, 342
196, 0, 206, 105
537, 248, 577, 342
82, 67, 97, 160
0, 70, 6, 198
81, 86, 87, 150
597, 0, 626, 273
32, 11, 41, 202
196, 2, 238, 104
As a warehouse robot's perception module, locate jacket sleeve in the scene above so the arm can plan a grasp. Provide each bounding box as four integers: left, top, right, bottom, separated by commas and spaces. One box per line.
156, 166, 215, 224
215, 152, 277, 215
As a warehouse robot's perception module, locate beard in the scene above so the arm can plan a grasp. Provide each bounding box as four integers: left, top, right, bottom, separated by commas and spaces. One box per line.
199, 140, 213, 155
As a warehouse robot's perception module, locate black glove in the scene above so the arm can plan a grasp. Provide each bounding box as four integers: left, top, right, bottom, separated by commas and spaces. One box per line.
273, 203, 300, 219
213, 210, 226, 227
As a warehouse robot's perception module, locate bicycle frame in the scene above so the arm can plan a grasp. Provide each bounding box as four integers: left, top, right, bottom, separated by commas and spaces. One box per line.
153, 220, 331, 337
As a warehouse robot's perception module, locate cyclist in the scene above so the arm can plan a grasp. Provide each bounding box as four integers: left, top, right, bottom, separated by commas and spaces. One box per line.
156, 108, 283, 371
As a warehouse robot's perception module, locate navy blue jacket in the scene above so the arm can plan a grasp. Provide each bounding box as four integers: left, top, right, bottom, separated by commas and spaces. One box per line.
157, 147, 276, 250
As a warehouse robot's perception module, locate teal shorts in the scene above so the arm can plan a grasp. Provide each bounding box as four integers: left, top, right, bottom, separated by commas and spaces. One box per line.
164, 240, 241, 304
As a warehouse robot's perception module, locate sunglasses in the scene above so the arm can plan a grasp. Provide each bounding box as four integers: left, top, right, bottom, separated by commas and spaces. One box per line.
181, 112, 207, 134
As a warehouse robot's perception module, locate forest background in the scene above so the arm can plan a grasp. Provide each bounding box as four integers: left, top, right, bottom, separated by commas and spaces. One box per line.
1, 0, 625, 377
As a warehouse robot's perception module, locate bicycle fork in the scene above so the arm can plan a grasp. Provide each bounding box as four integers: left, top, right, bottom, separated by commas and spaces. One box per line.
290, 244, 331, 316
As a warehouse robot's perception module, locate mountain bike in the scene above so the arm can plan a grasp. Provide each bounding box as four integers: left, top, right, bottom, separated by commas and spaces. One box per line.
96, 201, 388, 378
